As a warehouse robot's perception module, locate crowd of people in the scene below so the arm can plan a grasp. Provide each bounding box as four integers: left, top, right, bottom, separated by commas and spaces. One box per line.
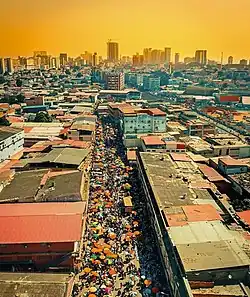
72, 121, 169, 297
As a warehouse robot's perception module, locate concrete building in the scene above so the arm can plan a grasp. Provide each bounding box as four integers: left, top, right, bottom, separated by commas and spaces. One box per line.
59, 53, 68, 67
141, 135, 186, 153
228, 56, 234, 65
0, 127, 24, 162
107, 41, 119, 62
24, 95, 44, 106
195, 50, 207, 65
5, 58, 13, 73
164, 47, 171, 64
239, 59, 248, 66
104, 72, 125, 90
137, 152, 250, 297
174, 53, 180, 64
179, 111, 216, 138
0, 202, 86, 271
143, 48, 152, 64
0, 58, 5, 74
143, 75, 161, 91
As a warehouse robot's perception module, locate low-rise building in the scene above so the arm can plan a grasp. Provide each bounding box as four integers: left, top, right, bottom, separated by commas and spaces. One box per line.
141, 135, 186, 153
0, 127, 24, 162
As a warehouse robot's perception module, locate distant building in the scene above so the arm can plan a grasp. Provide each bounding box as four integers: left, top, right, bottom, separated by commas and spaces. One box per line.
239, 59, 248, 66
184, 57, 195, 64
107, 41, 119, 62
143, 75, 160, 91
132, 53, 144, 66
0, 58, 4, 74
164, 47, 171, 64
195, 50, 207, 65
59, 53, 68, 67
5, 58, 13, 73
143, 48, 152, 64
24, 96, 44, 106
104, 72, 125, 90
92, 52, 98, 67
0, 127, 24, 162
228, 56, 233, 65
174, 53, 180, 64
151, 49, 162, 64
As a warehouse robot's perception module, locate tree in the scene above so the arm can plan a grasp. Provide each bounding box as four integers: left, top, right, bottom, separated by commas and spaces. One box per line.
34, 111, 52, 123
65, 69, 71, 75
76, 72, 83, 78
16, 78, 22, 87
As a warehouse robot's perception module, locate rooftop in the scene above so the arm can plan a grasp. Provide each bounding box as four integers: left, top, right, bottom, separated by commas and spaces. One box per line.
0, 127, 23, 142
141, 136, 165, 146
0, 272, 73, 297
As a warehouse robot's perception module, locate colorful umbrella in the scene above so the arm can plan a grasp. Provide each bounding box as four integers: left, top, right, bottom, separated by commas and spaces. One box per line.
83, 267, 92, 273
109, 268, 116, 275
89, 287, 97, 293
108, 232, 117, 239
144, 279, 152, 287
152, 287, 160, 293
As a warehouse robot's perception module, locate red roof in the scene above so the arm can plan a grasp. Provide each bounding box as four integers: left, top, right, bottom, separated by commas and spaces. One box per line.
0, 214, 83, 244
141, 136, 165, 146
0, 202, 85, 217
237, 210, 250, 225
219, 95, 240, 103
199, 164, 226, 182
183, 204, 222, 222
146, 108, 166, 116
170, 153, 191, 162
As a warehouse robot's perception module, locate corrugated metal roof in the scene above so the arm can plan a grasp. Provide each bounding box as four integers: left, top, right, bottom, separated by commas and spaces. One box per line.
170, 153, 191, 162
0, 214, 83, 244
169, 221, 232, 244
177, 240, 249, 272
198, 164, 226, 182
0, 202, 85, 217
237, 210, 250, 225
183, 204, 222, 222
141, 136, 165, 146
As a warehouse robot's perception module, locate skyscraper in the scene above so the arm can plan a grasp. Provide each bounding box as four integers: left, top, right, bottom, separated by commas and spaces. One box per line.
0, 58, 5, 74
132, 53, 144, 66
92, 52, 98, 67
107, 41, 119, 62
143, 48, 152, 64
174, 53, 180, 64
164, 47, 171, 64
228, 56, 233, 64
195, 50, 207, 65
59, 53, 68, 67
5, 58, 13, 73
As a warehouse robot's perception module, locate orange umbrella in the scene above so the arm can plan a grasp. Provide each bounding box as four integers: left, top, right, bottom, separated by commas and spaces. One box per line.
125, 236, 131, 242
89, 294, 96, 297
144, 280, 152, 287
94, 260, 101, 265
108, 232, 117, 239
91, 271, 99, 277
127, 232, 133, 237
125, 225, 131, 229
103, 243, 111, 249
133, 221, 139, 226
109, 268, 116, 275
100, 255, 106, 260
83, 267, 92, 273
134, 231, 141, 236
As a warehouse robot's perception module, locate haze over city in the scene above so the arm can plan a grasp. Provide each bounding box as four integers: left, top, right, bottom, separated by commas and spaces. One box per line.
1, 0, 250, 61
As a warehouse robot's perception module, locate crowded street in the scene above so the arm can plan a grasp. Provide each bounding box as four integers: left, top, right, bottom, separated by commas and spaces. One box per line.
72, 121, 170, 297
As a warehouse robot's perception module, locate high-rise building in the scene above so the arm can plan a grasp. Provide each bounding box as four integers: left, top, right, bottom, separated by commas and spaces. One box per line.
105, 72, 124, 90
59, 53, 68, 67
151, 49, 162, 64
174, 53, 180, 65
195, 50, 207, 65
0, 58, 5, 74
239, 59, 248, 66
132, 53, 144, 66
107, 41, 119, 62
92, 52, 98, 67
228, 56, 233, 65
164, 47, 171, 64
143, 48, 152, 64
5, 58, 13, 73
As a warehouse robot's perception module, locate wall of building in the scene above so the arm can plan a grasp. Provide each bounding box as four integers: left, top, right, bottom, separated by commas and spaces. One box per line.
0, 131, 24, 162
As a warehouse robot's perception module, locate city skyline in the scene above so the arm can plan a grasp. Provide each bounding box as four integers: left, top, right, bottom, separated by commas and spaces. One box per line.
1, 0, 250, 61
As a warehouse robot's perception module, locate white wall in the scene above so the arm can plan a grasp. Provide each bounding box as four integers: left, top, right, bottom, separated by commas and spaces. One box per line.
0, 131, 24, 162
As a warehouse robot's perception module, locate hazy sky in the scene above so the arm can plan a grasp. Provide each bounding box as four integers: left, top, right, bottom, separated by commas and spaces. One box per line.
1, 0, 250, 62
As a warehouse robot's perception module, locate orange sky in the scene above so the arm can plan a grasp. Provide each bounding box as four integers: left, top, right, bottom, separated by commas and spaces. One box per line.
1, 0, 250, 62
